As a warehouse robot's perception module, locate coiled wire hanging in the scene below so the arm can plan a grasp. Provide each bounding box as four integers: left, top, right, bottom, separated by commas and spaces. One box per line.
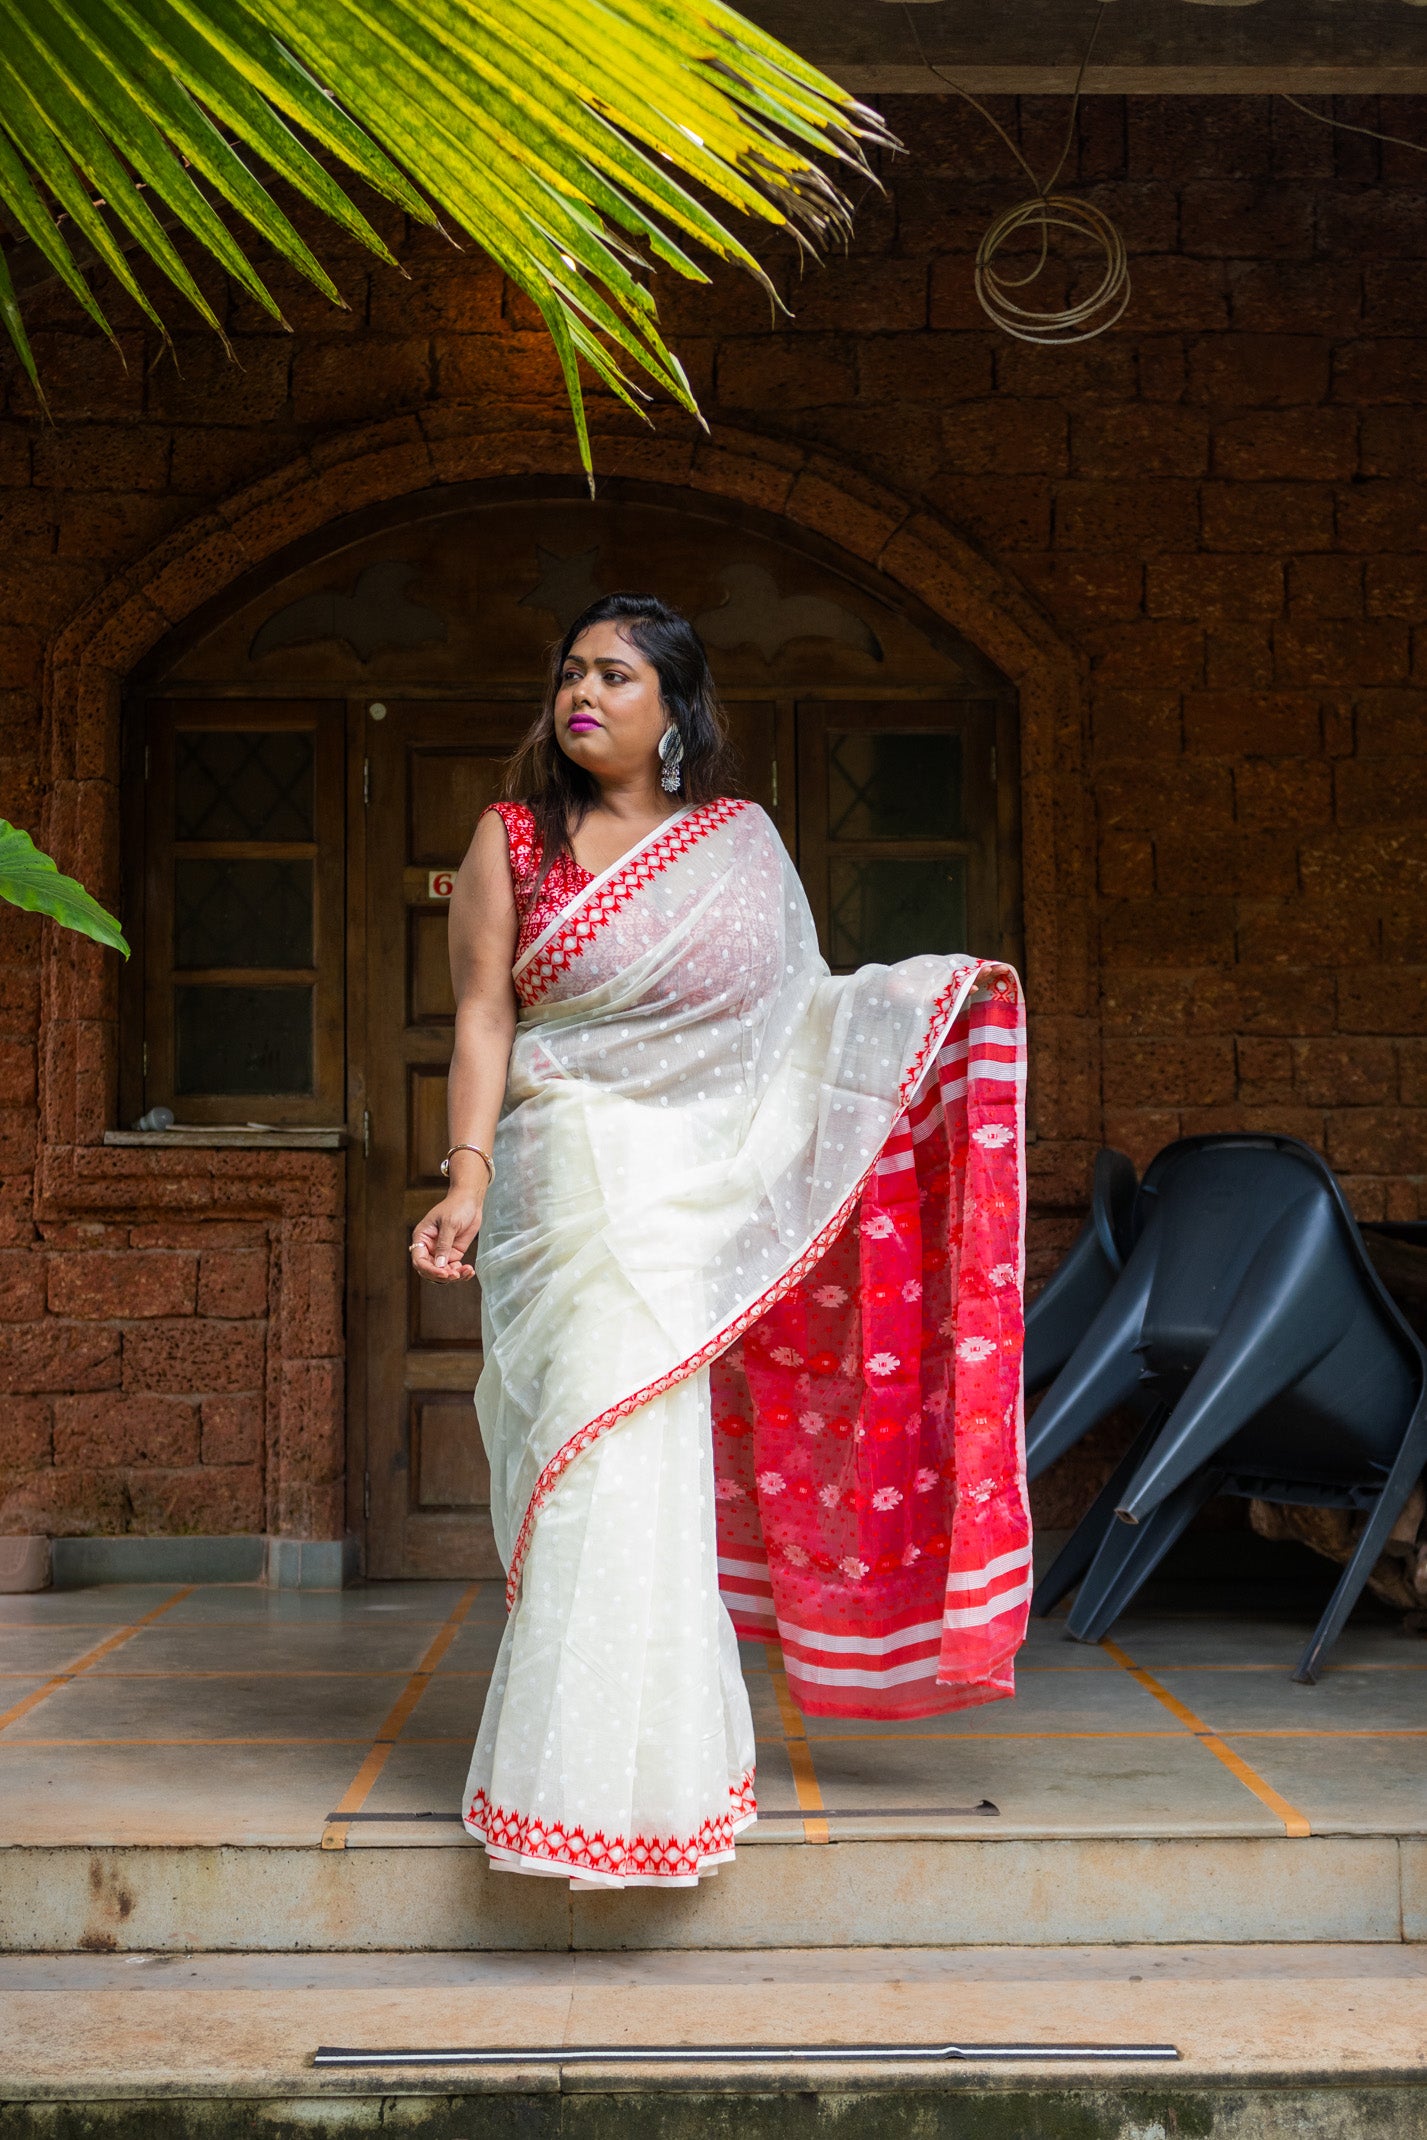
905, 1, 1130, 346
975, 193, 1129, 345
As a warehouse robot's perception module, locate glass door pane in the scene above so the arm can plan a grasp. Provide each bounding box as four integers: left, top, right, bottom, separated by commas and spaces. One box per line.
827, 731, 966, 842
828, 857, 968, 966
795, 700, 1002, 973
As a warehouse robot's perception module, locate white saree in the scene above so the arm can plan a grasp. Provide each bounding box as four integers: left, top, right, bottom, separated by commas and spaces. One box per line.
463, 799, 1029, 1886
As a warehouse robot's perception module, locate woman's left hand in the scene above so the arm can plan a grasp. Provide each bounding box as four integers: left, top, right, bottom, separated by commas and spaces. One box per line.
410, 1191, 484, 1282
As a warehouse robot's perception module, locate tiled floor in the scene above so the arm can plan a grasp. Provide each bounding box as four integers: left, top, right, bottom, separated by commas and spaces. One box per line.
1, 1579, 1424, 1850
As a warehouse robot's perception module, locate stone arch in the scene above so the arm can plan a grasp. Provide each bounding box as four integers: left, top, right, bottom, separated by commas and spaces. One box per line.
39, 418, 1088, 1187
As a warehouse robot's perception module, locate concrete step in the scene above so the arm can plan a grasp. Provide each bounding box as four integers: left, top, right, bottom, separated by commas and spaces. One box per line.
1, 1945, 1425, 2139
3, 1831, 1425, 1953
4, 1579, 1425, 1953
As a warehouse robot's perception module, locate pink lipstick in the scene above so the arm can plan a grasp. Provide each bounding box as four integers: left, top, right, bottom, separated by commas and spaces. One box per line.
567, 716, 600, 734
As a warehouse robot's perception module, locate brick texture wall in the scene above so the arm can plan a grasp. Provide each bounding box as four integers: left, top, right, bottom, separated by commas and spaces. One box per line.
2, 93, 1426, 1540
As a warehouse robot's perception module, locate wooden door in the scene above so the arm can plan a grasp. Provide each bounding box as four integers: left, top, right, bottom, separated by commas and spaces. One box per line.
361, 699, 532, 1578
357, 692, 1015, 1577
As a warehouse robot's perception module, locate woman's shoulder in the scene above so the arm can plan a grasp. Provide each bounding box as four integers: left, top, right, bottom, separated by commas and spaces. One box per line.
483, 799, 536, 835
719, 797, 781, 845
481, 800, 541, 884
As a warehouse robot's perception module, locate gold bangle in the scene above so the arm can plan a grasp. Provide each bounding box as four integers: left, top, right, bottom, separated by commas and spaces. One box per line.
441, 1143, 494, 1183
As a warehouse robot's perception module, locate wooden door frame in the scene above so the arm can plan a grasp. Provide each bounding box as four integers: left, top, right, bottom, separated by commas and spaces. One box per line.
352, 694, 533, 1578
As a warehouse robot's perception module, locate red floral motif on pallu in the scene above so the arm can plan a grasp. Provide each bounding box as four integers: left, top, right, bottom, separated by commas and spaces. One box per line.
515, 797, 750, 1007
466, 1770, 757, 1881
504, 962, 1022, 1619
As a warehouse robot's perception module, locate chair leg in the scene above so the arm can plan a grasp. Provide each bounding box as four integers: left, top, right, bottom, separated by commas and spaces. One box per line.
1292, 1399, 1427, 1685
1031, 1409, 1167, 1618
1026, 1209, 1165, 1479
1023, 1218, 1118, 1395
1115, 1192, 1351, 1523
1065, 1470, 1222, 1645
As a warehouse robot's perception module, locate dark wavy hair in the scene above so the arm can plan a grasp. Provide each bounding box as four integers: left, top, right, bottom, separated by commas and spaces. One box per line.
504, 592, 740, 866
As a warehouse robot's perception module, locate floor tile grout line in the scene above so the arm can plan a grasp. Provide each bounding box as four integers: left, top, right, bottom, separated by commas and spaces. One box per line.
0, 1670, 495, 1682
763, 1641, 829, 1845
7, 1724, 1422, 1751
322, 1585, 481, 1851
1100, 1637, 1314, 1839
4, 1736, 478, 1748
0, 1590, 196, 1738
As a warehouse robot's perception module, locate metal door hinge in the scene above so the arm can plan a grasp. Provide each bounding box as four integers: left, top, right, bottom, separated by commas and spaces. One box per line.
362, 757, 370, 806
143, 745, 150, 782
362, 1108, 371, 1159
990, 745, 997, 786
771, 757, 779, 810
363, 1471, 371, 1523
141, 1042, 148, 1076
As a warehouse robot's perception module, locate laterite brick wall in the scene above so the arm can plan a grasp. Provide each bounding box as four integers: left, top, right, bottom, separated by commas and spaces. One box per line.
2, 93, 1425, 1540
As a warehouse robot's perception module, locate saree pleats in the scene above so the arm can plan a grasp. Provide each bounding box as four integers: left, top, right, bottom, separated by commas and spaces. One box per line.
465, 1370, 755, 1886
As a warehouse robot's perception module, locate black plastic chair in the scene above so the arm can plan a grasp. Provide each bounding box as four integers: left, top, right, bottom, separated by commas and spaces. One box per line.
1025, 1134, 1427, 1683
1024, 1148, 1140, 1393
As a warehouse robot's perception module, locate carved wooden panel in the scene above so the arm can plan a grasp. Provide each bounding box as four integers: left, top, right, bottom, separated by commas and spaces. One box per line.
409, 737, 512, 869
411, 1395, 491, 1512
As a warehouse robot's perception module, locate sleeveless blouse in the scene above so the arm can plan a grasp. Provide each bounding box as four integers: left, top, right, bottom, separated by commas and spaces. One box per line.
487, 801, 593, 962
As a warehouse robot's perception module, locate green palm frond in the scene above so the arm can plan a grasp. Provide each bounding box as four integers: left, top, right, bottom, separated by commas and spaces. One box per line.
0, 819, 129, 955
0, 0, 892, 470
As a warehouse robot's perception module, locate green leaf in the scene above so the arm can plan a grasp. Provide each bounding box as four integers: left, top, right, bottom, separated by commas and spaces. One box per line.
0, 821, 129, 956
0, 40, 230, 338
0, 62, 167, 336
0, 242, 41, 404
0, 0, 895, 474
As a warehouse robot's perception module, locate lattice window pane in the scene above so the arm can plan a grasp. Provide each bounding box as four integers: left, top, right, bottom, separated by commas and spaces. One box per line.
828, 858, 967, 969
175, 731, 314, 841
174, 859, 313, 970
175, 985, 313, 1095
827, 731, 964, 842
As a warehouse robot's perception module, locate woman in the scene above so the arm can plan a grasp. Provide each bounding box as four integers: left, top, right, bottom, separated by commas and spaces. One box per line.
411, 593, 1029, 1890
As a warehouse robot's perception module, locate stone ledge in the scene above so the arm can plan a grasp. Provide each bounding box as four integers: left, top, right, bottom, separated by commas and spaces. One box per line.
103, 1131, 348, 1151
0, 1836, 1411, 1952
48, 1534, 357, 1590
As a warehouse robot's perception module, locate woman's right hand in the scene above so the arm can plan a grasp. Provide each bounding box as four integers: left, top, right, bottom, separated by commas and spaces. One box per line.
410, 1191, 484, 1283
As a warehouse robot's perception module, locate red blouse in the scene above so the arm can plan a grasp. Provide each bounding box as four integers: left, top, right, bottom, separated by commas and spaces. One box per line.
488, 801, 594, 962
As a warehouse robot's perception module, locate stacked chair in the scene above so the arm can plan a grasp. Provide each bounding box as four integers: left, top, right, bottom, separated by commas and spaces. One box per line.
1023, 1133, 1427, 1683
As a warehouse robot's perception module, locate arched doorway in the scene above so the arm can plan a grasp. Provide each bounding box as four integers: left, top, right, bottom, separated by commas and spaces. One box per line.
126, 477, 1021, 1578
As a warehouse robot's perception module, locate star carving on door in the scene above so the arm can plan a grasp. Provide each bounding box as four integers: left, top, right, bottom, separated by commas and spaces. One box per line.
518, 545, 605, 630
695, 562, 883, 663
248, 560, 447, 664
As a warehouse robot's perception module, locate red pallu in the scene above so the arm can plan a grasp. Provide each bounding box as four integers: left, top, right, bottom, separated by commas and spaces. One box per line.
712, 982, 1029, 1719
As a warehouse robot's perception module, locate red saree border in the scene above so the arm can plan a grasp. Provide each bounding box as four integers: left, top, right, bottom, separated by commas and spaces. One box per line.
513, 795, 751, 1007
503, 959, 1020, 1608
465, 1769, 757, 1883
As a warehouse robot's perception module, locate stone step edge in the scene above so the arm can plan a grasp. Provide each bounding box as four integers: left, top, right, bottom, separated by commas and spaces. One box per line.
2, 1834, 1422, 1951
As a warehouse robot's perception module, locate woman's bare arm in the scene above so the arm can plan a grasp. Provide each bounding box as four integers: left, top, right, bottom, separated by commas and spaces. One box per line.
409, 811, 519, 1284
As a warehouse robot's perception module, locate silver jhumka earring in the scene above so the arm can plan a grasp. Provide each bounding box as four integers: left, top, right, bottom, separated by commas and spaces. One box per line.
658, 724, 685, 794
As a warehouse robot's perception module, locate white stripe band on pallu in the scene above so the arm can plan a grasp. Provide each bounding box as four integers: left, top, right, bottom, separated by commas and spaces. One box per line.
718, 1556, 776, 1626
943, 1574, 1034, 1632
942, 1546, 1035, 1632
777, 1613, 944, 1696
759, 1549, 1036, 1696
945, 1546, 1034, 1593
785, 1656, 946, 1692
779, 1616, 944, 1657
